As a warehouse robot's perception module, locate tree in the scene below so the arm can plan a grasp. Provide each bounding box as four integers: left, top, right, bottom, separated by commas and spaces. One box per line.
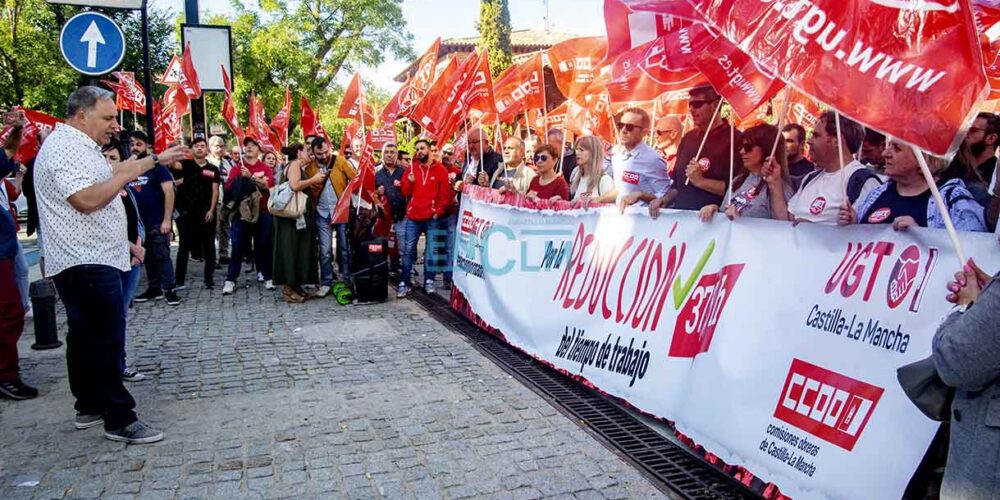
0, 0, 176, 117
201, 0, 413, 142
477, 0, 512, 77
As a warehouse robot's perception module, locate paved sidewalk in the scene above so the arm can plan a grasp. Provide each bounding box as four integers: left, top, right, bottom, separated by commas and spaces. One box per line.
0, 262, 666, 499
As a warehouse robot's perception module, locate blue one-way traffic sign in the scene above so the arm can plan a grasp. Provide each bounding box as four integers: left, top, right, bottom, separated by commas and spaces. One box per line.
59, 12, 126, 76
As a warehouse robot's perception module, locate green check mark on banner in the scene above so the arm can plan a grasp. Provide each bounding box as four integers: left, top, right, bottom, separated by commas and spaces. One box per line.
672, 240, 716, 310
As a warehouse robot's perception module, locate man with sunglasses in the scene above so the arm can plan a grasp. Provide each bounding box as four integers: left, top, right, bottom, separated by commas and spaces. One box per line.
614, 107, 671, 210
654, 116, 683, 174
652, 86, 744, 213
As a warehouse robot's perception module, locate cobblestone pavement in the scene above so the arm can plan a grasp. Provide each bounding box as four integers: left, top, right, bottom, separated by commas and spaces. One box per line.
0, 259, 668, 499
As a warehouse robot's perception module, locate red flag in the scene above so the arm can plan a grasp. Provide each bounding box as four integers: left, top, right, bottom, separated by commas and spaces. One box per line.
300, 96, 331, 145
337, 73, 375, 125
785, 88, 823, 130
973, 0, 1000, 99
410, 55, 463, 136
109, 71, 146, 114
270, 88, 292, 146
692, 36, 785, 118
164, 85, 189, 118
12, 108, 62, 164
179, 43, 202, 99
608, 23, 714, 102
381, 76, 411, 125
436, 51, 497, 143
548, 37, 610, 99
221, 95, 244, 143
494, 52, 546, 123
154, 99, 182, 154
545, 102, 569, 131
604, 0, 701, 62
398, 37, 442, 117
368, 122, 397, 151
219, 66, 244, 142
676, 0, 988, 155
247, 93, 278, 153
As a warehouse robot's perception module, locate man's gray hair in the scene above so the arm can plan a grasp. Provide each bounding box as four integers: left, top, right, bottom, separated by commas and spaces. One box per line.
381, 142, 397, 155
66, 86, 115, 117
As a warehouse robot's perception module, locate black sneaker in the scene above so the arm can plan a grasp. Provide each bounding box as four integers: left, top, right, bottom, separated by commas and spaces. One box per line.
104, 420, 164, 444
133, 289, 163, 303
164, 290, 181, 306
219, 256, 230, 265
174, 284, 186, 291
204, 281, 215, 290
0, 379, 38, 400
74, 413, 103, 430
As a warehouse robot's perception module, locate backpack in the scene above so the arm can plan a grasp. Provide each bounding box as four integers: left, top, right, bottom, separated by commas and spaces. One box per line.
800, 166, 883, 204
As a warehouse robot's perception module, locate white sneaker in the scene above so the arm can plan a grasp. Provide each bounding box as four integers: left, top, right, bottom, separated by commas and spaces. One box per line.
396, 282, 410, 298
315, 285, 331, 297
264, 280, 275, 290
24, 308, 32, 319
257, 272, 265, 283
424, 279, 435, 294
222, 281, 235, 295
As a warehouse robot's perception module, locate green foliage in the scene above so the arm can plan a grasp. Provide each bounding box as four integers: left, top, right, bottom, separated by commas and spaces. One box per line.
477, 0, 512, 78
202, 0, 413, 142
0, 0, 176, 117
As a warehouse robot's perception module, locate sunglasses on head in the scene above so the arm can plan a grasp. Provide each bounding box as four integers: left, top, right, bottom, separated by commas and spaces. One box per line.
689, 98, 717, 109
533, 154, 551, 163
617, 122, 642, 133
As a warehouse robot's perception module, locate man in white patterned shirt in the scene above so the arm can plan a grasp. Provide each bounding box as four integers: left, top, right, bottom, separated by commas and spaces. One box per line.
35, 86, 186, 444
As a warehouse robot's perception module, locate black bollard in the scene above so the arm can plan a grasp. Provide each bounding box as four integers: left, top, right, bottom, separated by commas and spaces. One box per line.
29, 278, 61, 350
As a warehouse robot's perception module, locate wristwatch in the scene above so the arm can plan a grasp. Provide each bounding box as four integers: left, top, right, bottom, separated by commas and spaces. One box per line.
151, 154, 159, 164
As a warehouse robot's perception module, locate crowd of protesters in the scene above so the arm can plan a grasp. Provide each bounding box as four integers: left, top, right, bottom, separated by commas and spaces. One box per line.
0, 80, 997, 498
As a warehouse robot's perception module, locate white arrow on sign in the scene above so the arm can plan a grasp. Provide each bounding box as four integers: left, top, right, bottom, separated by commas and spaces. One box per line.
80, 20, 105, 68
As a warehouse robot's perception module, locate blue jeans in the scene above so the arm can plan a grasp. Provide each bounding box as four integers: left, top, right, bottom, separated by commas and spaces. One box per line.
442, 213, 459, 281
53, 265, 137, 430
13, 240, 28, 311
119, 264, 141, 372
391, 219, 407, 271
402, 218, 443, 285
227, 213, 273, 283
143, 230, 175, 292
335, 223, 350, 278
317, 212, 335, 286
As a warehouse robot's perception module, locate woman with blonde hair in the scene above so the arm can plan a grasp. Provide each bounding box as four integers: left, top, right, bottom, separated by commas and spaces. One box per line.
566, 135, 616, 203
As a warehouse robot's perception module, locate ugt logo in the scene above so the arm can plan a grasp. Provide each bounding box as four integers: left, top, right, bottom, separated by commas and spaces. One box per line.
669, 240, 745, 359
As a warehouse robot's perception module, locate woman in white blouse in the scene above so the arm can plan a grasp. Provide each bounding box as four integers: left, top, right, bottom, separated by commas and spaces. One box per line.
567, 135, 616, 203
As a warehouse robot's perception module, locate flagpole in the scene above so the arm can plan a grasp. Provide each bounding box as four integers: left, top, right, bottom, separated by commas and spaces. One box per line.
648, 98, 658, 145
913, 145, 966, 264
686, 98, 725, 186
559, 126, 567, 176
767, 88, 792, 162
835, 111, 847, 194
727, 116, 734, 207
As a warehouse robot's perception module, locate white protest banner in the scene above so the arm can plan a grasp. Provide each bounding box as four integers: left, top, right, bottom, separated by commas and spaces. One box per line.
450, 187, 1000, 499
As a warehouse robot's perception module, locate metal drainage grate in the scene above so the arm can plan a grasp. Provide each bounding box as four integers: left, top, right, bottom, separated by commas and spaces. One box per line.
409, 290, 760, 500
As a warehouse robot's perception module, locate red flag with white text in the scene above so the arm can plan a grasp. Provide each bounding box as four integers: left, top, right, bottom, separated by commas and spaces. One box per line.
608, 23, 714, 102
548, 37, 610, 99
179, 43, 202, 99
692, 36, 785, 118
672, 0, 988, 155
494, 52, 546, 123
409, 55, 465, 137
12, 108, 62, 164
603, 0, 701, 62
270, 88, 292, 147
337, 73, 376, 126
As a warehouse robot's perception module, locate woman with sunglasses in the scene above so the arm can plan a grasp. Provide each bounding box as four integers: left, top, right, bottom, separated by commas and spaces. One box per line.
698, 124, 791, 222
566, 135, 616, 203
526, 144, 570, 202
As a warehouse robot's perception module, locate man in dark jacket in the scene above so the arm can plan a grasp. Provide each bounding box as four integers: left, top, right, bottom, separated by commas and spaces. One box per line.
374, 143, 406, 274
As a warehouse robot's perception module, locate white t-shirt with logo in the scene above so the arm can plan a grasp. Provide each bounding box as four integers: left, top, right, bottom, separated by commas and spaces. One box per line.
787, 160, 881, 225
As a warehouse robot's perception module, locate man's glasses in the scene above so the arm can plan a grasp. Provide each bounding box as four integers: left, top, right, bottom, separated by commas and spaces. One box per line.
689, 99, 717, 109
617, 122, 642, 133
443, 151, 453, 156
533, 154, 551, 163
